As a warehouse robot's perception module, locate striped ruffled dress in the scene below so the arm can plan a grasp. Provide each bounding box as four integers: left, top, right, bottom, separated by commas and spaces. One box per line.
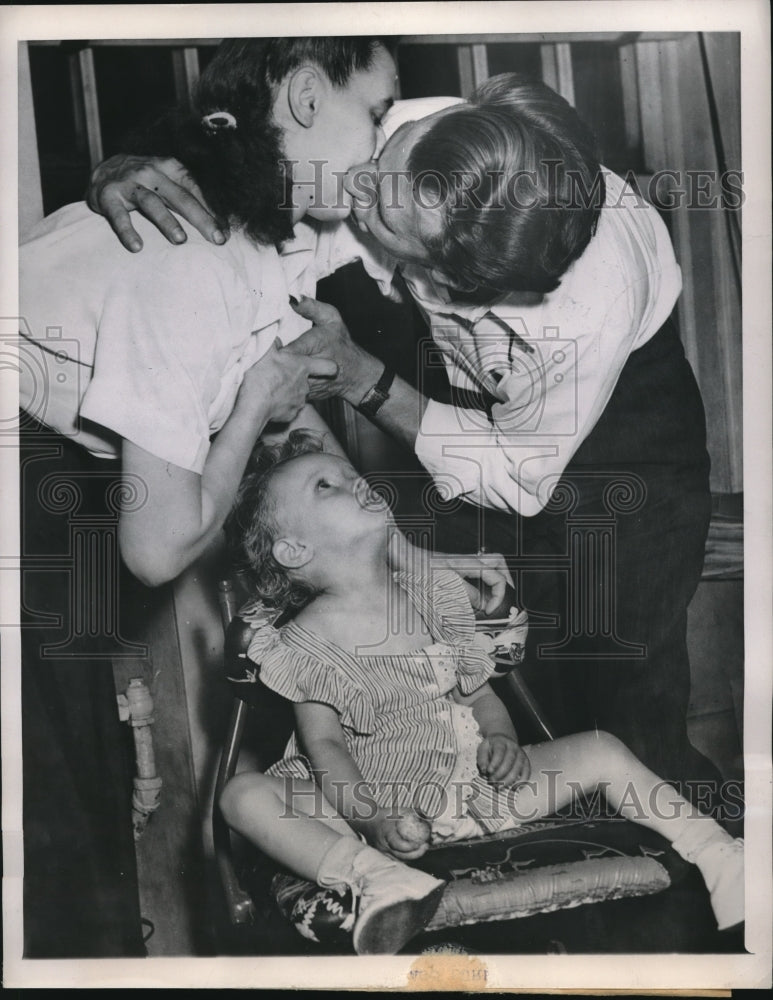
247, 569, 523, 841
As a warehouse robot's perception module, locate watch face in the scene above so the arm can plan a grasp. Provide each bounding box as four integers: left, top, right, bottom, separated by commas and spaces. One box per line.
359, 386, 388, 416
359, 368, 394, 416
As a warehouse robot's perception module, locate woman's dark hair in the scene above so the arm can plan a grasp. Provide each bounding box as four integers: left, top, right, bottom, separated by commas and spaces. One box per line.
407, 73, 605, 302
225, 429, 325, 612
128, 37, 390, 246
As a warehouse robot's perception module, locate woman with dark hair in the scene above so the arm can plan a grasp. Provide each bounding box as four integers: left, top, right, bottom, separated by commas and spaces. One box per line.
22, 36, 398, 586
18, 36, 398, 957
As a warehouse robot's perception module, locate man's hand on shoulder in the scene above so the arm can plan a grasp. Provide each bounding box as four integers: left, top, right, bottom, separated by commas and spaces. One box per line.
86, 153, 225, 252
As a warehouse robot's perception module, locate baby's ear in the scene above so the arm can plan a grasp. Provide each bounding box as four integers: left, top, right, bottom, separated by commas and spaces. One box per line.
272, 537, 313, 570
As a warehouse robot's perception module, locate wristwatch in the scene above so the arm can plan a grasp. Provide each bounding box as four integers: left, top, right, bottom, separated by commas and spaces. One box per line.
357, 364, 395, 419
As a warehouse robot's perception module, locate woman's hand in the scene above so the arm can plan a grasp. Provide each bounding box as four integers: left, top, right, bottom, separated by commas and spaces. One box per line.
86, 154, 224, 252
118, 346, 336, 587
363, 810, 432, 861
237, 341, 339, 426
285, 296, 378, 405
477, 734, 531, 789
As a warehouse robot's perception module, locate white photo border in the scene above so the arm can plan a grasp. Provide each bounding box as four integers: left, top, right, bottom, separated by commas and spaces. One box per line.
1, 1, 770, 990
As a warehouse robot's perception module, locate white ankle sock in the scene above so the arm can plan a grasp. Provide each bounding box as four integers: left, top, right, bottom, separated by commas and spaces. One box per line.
694, 838, 744, 930
671, 821, 744, 930
670, 816, 733, 864
315, 835, 365, 891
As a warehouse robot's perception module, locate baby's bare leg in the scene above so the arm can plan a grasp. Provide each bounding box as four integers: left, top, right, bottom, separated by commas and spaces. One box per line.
516, 732, 743, 929
220, 772, 446, 954
220, 772, 357, 881
518, 731, 705, 838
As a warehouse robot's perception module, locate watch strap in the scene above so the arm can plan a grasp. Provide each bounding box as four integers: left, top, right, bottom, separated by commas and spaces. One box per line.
357, 365, 395, 418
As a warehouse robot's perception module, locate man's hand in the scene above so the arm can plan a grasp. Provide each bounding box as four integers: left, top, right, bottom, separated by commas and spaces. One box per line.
285, 296, 380, 405
477, 734, 531, 789
363, 810, 432, 860
86, 154, 225, 252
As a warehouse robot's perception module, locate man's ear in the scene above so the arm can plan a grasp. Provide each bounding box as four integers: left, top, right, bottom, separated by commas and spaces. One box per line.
272, 536, 314, 569
287, 66, 324, 129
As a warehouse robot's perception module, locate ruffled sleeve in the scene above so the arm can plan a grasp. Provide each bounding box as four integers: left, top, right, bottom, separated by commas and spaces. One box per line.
249, 624, 376, 735
393, 567, 477, 645
426, 568, 477, 644
402, 570, 496, 694
454, 633, 499, 694
422, 569, 529, 693
245, 616, 284, 664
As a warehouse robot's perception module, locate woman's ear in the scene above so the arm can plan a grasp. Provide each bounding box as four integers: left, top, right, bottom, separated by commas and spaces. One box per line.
272, 536, 314, 569
287, 66, 323, 128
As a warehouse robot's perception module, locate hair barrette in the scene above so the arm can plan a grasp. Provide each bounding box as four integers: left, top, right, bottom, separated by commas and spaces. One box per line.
201, 110, 238, 133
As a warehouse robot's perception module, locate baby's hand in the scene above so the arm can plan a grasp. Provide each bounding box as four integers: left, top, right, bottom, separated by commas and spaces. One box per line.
395, 812, 432, 850
477, 734, 531, 788
367, 810, 431, 860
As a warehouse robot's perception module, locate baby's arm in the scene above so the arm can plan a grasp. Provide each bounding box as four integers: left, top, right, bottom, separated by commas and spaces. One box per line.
294, 701, 431, 860
454, 683, 531, 788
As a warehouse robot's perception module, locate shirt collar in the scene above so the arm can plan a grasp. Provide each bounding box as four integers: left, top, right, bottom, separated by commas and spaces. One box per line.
279, 219, 320, 258
381, 96, 467, 140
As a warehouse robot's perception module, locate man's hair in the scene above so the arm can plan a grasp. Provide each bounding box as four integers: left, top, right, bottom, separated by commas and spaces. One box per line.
225, 430, 325, 612
128, 37, 389, 247
408, 73, 606, 302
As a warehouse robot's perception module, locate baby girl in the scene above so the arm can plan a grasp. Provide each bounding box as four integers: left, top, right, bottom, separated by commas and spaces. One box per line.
219, 431, 744, 954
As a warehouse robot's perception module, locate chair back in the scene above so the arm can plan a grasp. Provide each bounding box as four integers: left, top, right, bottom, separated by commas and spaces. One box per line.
217, 580, 296, 768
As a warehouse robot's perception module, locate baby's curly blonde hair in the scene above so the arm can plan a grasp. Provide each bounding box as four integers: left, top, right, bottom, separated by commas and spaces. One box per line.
226, 430, 325, 611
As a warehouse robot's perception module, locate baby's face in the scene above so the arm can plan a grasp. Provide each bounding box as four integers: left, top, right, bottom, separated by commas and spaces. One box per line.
269, 452, 389, 552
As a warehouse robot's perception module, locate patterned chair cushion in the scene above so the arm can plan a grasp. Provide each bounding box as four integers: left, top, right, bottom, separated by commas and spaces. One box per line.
251, 816, 687, 949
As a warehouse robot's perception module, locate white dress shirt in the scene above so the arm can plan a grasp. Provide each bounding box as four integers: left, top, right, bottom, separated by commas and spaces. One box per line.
360, 98, 683, 516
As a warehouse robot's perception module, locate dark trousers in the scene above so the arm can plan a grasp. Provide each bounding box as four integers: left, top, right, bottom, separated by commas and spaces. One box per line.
19, 415, 145, 957
435, 317, 722, 795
